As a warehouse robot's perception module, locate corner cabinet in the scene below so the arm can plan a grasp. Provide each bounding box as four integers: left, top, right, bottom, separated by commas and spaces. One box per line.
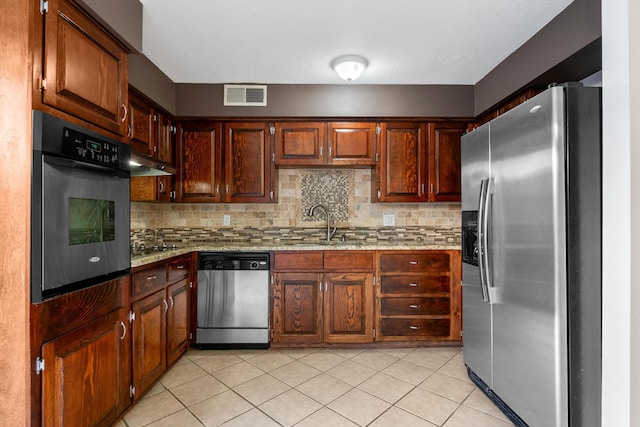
376, 250, 461, 342
271, 251, 375, 345
32, 276, 132, 427
36, 0, 128, 136
224, 122, 275, 203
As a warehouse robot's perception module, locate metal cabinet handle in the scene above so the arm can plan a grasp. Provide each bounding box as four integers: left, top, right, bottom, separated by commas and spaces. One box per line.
176, 265, 185, 269
328, 146, 332, 158
409, 283, 419, 287
169, 296, 174, 310
319, 146, 323, 156
159, 180, 164, 193
409, 304, 419, 309
119, 321, 127, 340
147, 275, 157, 281
121, 103, 128, 122
409, 325, 420, 330
325, 282, 328, 292
163, 299, 168, 313
409, 261, 419, 265
127, 124, 132, 138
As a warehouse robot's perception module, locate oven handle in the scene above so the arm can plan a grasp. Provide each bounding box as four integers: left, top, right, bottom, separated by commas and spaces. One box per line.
44, 154, 129, 178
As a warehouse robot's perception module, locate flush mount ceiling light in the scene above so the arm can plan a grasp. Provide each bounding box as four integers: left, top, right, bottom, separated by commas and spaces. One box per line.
332, 55, 368, 81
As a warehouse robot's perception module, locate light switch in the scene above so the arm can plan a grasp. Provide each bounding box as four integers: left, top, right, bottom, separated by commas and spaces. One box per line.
223, 214, 231, 226
383, 213, 395, 226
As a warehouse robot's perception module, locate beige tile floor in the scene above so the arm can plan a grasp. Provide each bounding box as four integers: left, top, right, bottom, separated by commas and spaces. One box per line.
114, 347, 514, 427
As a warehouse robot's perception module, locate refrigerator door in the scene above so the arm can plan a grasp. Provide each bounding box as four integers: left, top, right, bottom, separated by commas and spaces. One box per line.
461, 124, 493, 388
489, 87, 568, 426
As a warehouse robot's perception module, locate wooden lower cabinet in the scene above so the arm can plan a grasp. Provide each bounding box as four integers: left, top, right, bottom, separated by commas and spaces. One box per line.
32, 276, 131, 427
131, 255, 191, 399
376, 250, 461, 342
271, 251, 374, 345
272, 272, 323, 344
323, 273, 374, 343
42, 308, 130, 427
167, 278, 190, 366
132, 289, 166, 397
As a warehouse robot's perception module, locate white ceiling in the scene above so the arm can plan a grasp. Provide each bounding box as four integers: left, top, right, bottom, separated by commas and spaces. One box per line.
139, 0, 573, 85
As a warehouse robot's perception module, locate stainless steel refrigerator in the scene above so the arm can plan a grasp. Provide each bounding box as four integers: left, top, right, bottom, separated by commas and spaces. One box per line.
461, 83, 601, 427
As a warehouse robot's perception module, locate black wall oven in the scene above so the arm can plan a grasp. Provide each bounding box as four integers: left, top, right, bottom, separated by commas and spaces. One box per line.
31, 111, 131, 302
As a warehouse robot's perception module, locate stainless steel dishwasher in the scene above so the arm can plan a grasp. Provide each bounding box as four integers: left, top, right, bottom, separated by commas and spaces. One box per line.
196, 252, 270, 348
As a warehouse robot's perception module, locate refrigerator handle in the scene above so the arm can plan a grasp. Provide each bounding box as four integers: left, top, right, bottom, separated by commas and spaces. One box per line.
477, 178, 489, 302
481, 178, 494, 303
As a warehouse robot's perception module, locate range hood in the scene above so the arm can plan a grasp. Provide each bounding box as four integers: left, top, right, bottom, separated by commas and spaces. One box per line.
129, 151, 176, 176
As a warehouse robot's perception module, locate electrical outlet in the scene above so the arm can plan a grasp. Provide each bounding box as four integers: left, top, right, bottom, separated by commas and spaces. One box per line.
223, 214, 231, 226
383, 213, 395, 226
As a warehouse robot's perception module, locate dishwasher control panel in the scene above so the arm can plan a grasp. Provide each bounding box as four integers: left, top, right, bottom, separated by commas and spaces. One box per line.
198, 252, 269, 270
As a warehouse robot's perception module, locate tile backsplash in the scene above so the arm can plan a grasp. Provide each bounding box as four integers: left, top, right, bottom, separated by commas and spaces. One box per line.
131, 168, 460, 231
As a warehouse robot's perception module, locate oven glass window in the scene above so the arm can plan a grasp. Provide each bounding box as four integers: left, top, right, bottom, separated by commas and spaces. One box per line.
68, 198, 116, 245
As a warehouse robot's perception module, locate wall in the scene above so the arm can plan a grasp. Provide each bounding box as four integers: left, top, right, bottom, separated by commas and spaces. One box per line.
175, 84, 475, 118
131, 169, 460, 230
601, 0, 639, 425
76, 0, 143, 52
474, 0, 601, 115
129, 54, 177, 114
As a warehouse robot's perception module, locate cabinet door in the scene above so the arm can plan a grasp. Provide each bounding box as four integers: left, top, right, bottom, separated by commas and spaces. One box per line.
323, 273, 374, 343
272, 272, 323, 344
42, 0, 128, 136
327, 122, 377, 166
376, 122, 427, 202
128, 91, 155, 156
428, 122, 466, 202
42, 309, 130, 427
274, 122, 326, 166
224, 122, 274, 202
176, 121, 222, 202
157, 113, 175, 164
167, 279, 190, 366
132, 290, 166, 398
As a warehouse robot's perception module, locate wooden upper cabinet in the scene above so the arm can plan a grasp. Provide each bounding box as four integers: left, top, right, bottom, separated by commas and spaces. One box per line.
427, 122, 466, 202
40, 0, 128, 136
157, 113, 175, 164
175, 121, 223, 202
224, 122, 274, 203
327, 122, 377, 166
128, 91, 155, 156
376, 122, 427, 202
274, 122, 326, 166
274, 121, 377, 167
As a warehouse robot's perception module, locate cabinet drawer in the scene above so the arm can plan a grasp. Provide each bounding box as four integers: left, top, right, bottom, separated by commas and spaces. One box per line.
381, 297, 450, 316
380, 275, 450, 295
167, 257, 190, 283
132, 266, 166, 296
381, 318, 450, 337
274, 252, 324, 271
379, 252, 450, 273
324, 251, 374, 271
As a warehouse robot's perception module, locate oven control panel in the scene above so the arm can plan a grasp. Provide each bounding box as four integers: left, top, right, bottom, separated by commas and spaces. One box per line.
62, 127, 120, 167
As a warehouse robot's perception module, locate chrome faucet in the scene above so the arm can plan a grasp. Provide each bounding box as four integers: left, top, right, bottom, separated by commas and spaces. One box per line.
308, 204, 337, 242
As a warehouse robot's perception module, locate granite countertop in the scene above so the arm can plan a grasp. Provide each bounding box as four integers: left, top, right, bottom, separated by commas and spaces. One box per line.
130, 241, 462, 268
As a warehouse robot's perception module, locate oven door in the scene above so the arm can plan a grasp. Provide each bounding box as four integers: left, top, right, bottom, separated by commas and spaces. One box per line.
38, 155, 130, 296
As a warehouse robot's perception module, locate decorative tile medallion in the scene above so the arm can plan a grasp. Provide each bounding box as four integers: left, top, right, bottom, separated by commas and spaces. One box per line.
300, 170, 352, 221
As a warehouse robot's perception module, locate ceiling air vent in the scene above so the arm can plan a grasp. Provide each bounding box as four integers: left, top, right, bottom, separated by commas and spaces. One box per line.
224, 84, 267, 106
